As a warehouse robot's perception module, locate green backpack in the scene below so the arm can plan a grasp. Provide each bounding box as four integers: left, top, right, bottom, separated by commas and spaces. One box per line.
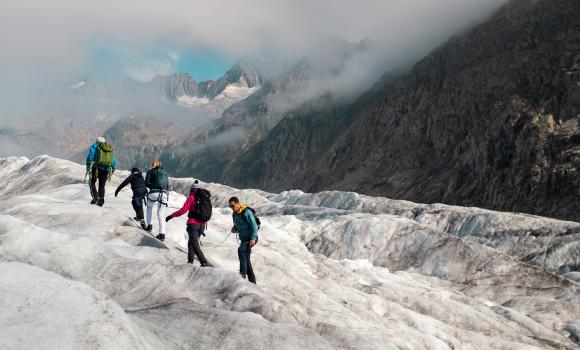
96, 143, 114, 169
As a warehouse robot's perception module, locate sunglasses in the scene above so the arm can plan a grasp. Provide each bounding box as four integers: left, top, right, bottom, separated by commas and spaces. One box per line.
228, 203, 237, 208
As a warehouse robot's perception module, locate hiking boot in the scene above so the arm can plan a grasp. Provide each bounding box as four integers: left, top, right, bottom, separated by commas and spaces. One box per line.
155, 234, 165, 242
145, 224, 152, 232
201, 262, 208, 267
90, 199, 97, 205
187, 260, 193, 264
240, 272, 246, 279
97, 199, 104, 207
140, 220, 147, 230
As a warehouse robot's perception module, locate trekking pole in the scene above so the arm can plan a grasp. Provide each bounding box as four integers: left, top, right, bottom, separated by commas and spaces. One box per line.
83, 161, 93, 183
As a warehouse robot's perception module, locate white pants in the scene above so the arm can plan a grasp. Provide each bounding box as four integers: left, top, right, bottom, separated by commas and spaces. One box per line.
146, 191, 168, 234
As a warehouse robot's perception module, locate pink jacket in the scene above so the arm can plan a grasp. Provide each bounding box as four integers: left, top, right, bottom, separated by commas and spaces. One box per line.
170, 192, 204, 225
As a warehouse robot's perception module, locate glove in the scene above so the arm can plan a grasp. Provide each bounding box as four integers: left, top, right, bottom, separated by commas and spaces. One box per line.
165, 215, 173, 222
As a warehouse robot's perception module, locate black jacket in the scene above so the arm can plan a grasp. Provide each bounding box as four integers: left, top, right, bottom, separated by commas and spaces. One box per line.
116, 169, 147, 197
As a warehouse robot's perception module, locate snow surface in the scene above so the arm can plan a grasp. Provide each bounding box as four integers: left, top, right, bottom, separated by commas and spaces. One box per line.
0, 155, 578, 350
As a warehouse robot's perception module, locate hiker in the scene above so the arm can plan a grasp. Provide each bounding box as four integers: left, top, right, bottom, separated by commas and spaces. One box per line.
86, 136, 116, 206
115, 167, 148, 229
144, 160, 169, 241
166, 180, 212, 267
229, 197, 259, 284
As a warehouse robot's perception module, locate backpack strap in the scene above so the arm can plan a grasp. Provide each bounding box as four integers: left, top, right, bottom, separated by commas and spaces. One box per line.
240, 207, 251, 225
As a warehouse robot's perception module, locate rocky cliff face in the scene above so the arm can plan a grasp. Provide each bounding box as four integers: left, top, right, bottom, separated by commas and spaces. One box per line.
164, 41, 374, 179
153, 73, 200, 100
220, 0, 580, 222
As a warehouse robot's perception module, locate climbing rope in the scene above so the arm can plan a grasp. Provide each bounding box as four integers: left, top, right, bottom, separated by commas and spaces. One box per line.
200, 230, 234, 250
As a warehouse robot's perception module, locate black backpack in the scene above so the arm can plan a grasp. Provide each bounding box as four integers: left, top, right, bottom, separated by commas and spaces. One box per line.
188, 188, 212, 222
235, 207, 261, 228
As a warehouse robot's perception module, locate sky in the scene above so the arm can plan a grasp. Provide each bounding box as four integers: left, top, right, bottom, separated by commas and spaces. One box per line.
0, 0, 509, 125
86, 39, 235, 82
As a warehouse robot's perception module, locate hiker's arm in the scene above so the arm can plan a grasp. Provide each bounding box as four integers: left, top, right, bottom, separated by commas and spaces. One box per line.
144, 171, 151, 188
115, 176, 131, 195
245, 210, 259, 241
86, 145, 96, 168
170, 193, 194, 218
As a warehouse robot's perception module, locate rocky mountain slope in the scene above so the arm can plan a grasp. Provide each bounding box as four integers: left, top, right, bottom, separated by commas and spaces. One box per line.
1, 155, 579, 349
220, 0, 580, 222
163, 39, 375, 179
65, 58, 290, 169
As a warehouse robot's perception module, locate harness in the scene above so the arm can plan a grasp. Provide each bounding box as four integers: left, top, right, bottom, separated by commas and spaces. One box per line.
147, 189, 169, 206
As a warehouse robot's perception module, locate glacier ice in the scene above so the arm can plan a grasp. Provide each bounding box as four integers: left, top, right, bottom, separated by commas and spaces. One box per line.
0, 155, 578, 349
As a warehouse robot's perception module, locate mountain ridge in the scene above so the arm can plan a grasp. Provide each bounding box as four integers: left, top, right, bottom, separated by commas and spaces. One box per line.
217, 0, 580, 222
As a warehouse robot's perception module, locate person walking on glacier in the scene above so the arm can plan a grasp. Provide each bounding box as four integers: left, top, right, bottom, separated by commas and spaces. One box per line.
144, 160, 169, 241
85, 136, 116, 207
115, 167, 148, 230
166, 180, 212, 267
229, 196, 259, 284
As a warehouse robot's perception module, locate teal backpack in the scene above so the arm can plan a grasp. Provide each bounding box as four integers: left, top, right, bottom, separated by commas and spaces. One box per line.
149, 168, 168, 190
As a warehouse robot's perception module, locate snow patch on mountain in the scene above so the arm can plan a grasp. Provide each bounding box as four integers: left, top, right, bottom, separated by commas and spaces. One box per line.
69, 81, 86, 89
214, 85, 260, 101
176, 94, 211, 108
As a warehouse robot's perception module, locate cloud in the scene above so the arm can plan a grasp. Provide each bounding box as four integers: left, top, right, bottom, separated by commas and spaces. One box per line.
125, 60, 174, 82
0, 0, 509, 126
170, 127, 248, 157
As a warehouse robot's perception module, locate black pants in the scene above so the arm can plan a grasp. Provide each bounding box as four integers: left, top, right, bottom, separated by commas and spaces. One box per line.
90, 169, 109, 201
131, 195, 145, 220
186, 224, 207, 264
238, 242, 256, 284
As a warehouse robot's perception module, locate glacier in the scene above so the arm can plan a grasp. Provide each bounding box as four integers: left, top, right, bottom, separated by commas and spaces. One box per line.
0, 155, 578, 349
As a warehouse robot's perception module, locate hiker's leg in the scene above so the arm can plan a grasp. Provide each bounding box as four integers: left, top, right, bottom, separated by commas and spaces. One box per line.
188, 224, 207, 265
132, 197, 144, 219
89, 171, 98, 200
246, 243, 256, 284
97, 170, 108, 201
238, 242, 248, 275
186, 225, 195, 263
141, 197, 147, 220
136, 197, 145, 220
146, 194, 155, 226
157, 194, 166, 234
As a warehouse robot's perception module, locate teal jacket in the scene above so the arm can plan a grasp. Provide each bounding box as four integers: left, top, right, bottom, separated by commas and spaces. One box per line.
233, 206, 259, 242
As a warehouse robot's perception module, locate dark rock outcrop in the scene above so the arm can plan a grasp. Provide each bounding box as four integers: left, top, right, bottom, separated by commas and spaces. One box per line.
220, 0, 580, 222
